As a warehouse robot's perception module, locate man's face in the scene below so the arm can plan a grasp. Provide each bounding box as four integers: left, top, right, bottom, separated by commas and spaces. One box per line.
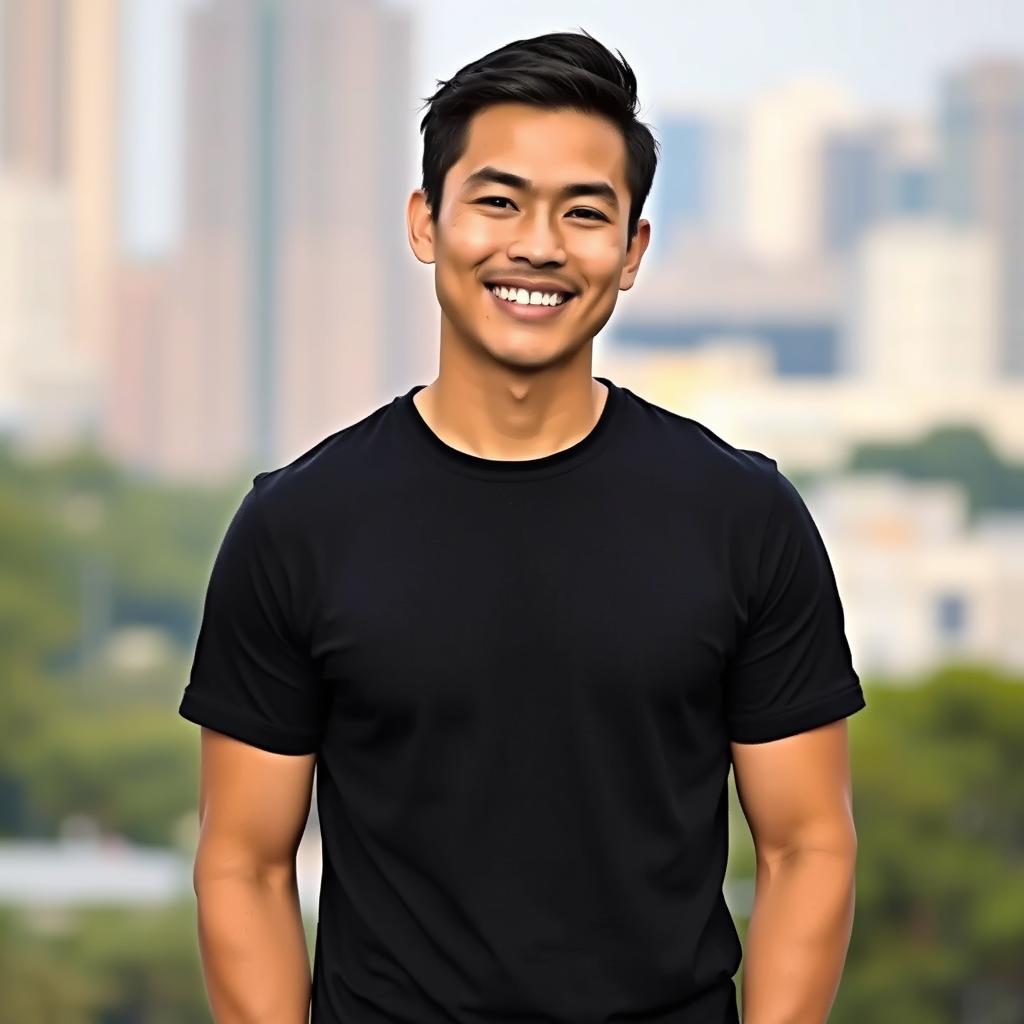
408, 103, 651, 372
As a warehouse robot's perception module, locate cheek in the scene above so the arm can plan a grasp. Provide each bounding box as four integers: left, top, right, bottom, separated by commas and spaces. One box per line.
578, 249, 626, 296
445, 214, 499, 260
569, 232, 622, 268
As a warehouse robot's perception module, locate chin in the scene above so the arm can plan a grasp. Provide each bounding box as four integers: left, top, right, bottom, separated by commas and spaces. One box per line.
484, 336, 580, 372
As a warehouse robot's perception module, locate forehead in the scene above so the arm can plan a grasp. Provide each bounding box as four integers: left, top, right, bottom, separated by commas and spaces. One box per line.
450, 103, 628, 193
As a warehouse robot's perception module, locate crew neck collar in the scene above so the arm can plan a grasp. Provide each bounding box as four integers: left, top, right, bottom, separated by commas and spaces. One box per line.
397, 376, 621, 481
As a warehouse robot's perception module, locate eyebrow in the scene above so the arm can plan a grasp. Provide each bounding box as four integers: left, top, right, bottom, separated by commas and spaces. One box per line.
462, 165, 619, 211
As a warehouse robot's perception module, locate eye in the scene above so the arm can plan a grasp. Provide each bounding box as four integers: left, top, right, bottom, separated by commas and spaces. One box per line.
475, 197, 608, 221
476, 196, 517, 210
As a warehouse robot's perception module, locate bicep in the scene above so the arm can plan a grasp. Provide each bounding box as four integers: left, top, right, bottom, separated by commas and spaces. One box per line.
730, 718, 857, 865
195, 726, 317, 884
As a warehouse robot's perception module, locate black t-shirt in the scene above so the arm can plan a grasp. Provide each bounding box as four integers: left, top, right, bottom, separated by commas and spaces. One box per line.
179, 375, 866, 1023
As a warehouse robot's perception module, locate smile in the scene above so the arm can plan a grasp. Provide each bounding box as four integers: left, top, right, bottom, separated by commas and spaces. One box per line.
484, 284, 576, 321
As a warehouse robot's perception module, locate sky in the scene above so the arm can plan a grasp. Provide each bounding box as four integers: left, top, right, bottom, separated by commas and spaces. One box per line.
121, 0, 1023, 255
397, 0, 1022, 115
120, 0, 187, 257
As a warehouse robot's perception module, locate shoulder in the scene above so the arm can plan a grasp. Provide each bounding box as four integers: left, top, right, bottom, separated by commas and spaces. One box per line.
618, 383, 782, 522
250, 395, 396, 537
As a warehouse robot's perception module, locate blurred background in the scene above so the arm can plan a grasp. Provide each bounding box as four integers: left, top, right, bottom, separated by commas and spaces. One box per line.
1, 0, 1022, 1020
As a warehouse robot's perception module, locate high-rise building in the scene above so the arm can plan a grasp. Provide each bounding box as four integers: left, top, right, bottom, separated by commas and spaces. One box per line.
0, 0, 117, 447
847, 219, 999, 386
151, 0, 416, 479
66, 0, 118, 369
649, 106, 745, 265
822, 117, 936, 255
1, 0, 120, 361
939, 58, 1024, 376
743, 78, 861, 262
0, 0, 68, 180
0, 175, 91, 445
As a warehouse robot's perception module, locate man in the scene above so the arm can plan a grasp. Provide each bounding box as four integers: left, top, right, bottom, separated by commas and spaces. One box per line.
179, 28, 866, 1024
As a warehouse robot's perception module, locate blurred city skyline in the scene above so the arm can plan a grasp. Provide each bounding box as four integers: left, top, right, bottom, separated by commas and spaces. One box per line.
4, 0, 1023, 473
2, 0, 1024, 676
121, 0, 1024, 253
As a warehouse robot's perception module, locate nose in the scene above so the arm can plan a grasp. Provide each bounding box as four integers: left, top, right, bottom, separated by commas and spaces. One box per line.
506, 209, 567, 268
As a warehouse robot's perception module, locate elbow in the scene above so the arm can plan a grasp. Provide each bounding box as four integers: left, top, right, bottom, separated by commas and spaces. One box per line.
192, 849, 298, 896
758, 824, 858, 873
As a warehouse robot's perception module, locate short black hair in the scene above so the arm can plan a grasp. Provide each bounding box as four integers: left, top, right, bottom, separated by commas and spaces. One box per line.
416, 28, 660, 244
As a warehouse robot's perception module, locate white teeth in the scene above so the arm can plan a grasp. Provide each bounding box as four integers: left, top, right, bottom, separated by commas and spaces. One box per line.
488, 284, 566, 306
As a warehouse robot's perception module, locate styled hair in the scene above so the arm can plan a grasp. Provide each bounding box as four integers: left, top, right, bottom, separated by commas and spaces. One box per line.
416, 28, 660, 244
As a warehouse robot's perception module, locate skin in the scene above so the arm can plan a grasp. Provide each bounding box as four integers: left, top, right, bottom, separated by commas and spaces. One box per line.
192, 729, 316, 1023
191, 101, 857, 1023
732, 720, 859, 1023
405, 102, 650, 460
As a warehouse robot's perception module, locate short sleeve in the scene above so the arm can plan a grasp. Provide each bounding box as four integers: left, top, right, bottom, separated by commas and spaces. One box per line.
725, 468, 866, 744
178, 483, 330, 755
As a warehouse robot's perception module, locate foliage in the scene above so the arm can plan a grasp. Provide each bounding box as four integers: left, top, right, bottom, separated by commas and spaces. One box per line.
842, 424, 1024, 525
0, 442, 240, 839
0, 903, 212, 1024
728, 662, 1024, 1023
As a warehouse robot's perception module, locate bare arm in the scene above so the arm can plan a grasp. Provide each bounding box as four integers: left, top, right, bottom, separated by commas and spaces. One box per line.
731, 718, 859, 1024
192, 726, 317, 1024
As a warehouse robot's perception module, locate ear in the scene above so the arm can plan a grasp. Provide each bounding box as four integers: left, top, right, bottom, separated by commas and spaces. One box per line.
619, 218, 651, 292
407, 189, 436, 265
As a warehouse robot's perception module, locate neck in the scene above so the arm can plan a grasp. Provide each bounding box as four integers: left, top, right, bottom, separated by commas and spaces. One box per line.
413, 364, 608, 462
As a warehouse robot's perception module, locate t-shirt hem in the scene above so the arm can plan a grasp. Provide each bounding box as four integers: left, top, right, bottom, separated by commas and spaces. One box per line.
727, 679, 866, 744
178, 687, 322, 755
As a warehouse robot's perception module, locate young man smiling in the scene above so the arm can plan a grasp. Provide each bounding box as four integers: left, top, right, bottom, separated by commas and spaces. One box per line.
180, 29, 866, 1024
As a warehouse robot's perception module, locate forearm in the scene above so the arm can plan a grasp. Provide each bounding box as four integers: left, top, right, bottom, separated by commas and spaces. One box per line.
740, 845, 857, 1024
194, 866, 312, 1024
